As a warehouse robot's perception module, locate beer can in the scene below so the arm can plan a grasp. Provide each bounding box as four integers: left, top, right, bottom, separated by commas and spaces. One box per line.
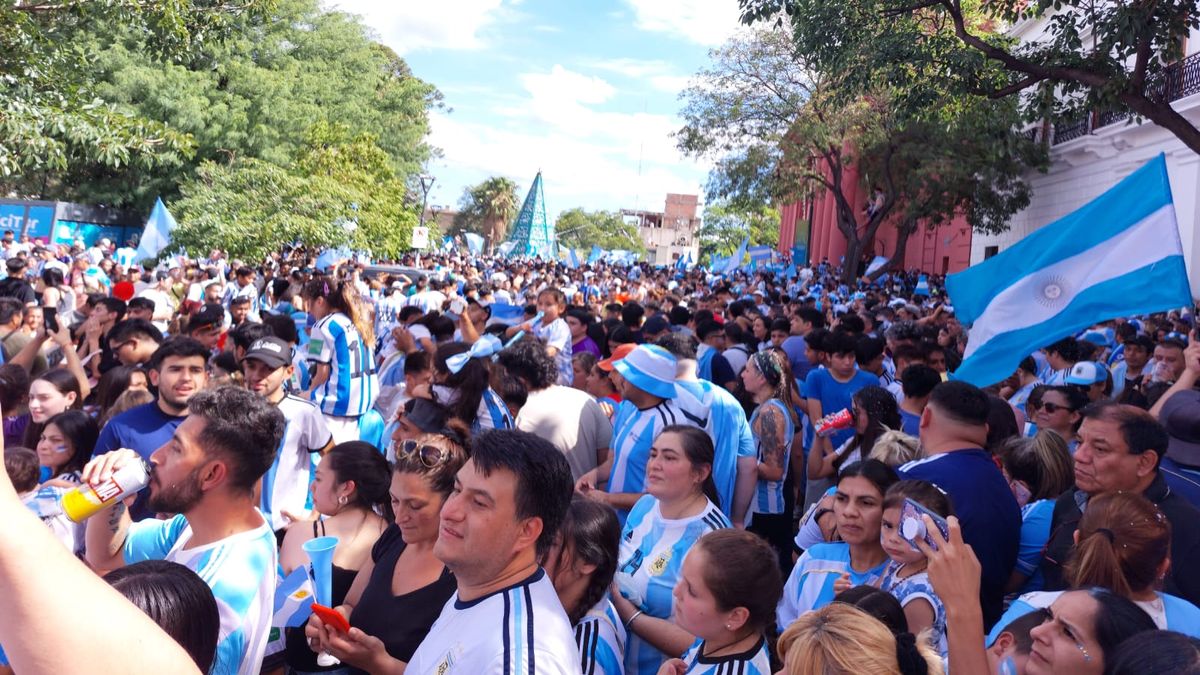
62, 456, 150, 523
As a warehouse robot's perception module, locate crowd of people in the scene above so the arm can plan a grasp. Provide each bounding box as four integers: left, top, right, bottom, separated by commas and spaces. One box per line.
0, 234, 1198, 675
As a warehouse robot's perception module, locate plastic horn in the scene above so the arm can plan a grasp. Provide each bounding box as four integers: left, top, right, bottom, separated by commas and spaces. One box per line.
303, 536, 341, 667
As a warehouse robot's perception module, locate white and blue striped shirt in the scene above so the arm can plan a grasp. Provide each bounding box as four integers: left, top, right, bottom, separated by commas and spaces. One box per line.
679, 636, 771, 675
406, 568, 581, 674
608, 396, 707, 519
750, 399, 795, 515
616, 495, 730, 675
260, 395, 332, 531
575, 598, 626, 675
124, 513, 277, 675
307, 312, 378, 417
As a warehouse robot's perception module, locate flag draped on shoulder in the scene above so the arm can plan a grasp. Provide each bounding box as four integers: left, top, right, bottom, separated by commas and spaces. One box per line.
948, 153, 1193, 387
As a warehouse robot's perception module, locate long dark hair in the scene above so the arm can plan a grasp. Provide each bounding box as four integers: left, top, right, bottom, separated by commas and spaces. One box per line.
433, 342, 489, 427
22, 368, 84, 448
836, 386, 900, 473
105, 560, 220, 674
41, 410, 98, 476
326, 441, 394, 522
553, 497, 620, 625
657, 425, 721, 508
748, 349, 800, 426
301, 277, 374, 347
94, 365, 144, 418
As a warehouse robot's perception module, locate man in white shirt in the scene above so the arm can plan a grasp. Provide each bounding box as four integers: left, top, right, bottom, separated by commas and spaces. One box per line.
312, 430, 581, 673
136, 270, 177, 333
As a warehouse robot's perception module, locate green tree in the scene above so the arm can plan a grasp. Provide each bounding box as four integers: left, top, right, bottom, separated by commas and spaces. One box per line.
171, 122, 417, 261
697, 201, 780, 264
678, 25, 1042, 285
0, 1, 258, 182
450, 177, 520, 249
743, 0, 1200, 155
3, 0, 441, 211
555, 208, 645, 254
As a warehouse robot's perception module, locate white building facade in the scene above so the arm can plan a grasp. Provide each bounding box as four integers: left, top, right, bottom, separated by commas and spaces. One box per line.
972, 16, 1200, 296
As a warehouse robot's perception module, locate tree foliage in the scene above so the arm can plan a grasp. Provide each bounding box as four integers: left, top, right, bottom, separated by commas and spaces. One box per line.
555, 208, 646, 254
2, 0, 441, 212
450, 177, 520, 248
741, 0, 1200, 154
697, 201, 780, 264
0, 1, 258, 181
171, 122, 417, 261
678, 21, 1044, 284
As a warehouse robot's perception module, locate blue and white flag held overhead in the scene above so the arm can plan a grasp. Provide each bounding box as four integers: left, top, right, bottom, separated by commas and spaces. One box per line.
487, 302, 528, 326
913, 275, 930, 296
748, 245, 774, 267
567, 248, 580, 269
465, 233, 484, 255
135, 197, 177, 263
948, 153, 1193, 387
722, 236, 750, 274
587, 245, 603, 264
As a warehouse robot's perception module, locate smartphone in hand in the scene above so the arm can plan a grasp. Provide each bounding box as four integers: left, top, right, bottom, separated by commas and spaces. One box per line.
43, 306, 58, 333
899, 498, 950, 553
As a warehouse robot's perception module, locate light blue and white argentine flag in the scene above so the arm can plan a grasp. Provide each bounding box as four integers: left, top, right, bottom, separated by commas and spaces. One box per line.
465, 232, 484, 254
948, 154, 1192, 387
272, 565, 315, 629
134, 197, 177, 263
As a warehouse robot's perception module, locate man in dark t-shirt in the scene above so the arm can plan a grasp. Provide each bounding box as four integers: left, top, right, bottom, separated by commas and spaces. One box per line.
0, 258, 35, 306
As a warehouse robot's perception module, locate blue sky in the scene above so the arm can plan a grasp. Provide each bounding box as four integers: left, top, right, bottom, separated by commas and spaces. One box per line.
326, 0, 743, 220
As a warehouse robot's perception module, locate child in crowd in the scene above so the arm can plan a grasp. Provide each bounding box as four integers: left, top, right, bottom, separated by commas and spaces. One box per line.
879, 479, 954, 657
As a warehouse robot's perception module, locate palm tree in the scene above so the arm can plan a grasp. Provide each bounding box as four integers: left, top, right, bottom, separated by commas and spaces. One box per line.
475, 177, 518, 249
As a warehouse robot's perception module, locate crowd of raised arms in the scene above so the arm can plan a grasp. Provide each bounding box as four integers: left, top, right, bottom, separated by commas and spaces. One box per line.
0, 236, 1198, 675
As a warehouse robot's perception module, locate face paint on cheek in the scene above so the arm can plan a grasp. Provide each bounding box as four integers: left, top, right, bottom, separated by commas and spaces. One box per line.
54, 445, 69, 454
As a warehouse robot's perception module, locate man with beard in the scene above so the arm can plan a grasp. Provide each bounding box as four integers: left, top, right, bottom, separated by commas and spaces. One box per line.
92, 337, 209, 520
83, 385, 285, 675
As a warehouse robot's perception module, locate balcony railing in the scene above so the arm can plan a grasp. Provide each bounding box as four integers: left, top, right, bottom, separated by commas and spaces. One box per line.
1048, 51, 1200, 145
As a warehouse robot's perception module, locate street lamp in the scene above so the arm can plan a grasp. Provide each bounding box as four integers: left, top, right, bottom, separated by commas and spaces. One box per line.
417, 174, 435, 229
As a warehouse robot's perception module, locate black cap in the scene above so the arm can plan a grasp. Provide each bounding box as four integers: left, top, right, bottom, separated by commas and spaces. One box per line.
243, 336, 291, 369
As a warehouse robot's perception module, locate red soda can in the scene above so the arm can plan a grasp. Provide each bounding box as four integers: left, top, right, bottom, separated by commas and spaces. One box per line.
816, 408, 854, 437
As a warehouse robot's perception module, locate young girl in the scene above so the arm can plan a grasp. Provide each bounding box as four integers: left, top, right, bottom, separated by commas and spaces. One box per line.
879, 479, 954, 658
658, 530, 782, 675
508, 287, 573, 386
36, 410, 98, 485
301, 277, 379, 443
544, 497, 626, 675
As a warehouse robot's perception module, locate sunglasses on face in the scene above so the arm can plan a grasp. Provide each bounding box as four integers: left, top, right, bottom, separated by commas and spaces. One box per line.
392, 439, 450, 468
1041, 402, 1074, 414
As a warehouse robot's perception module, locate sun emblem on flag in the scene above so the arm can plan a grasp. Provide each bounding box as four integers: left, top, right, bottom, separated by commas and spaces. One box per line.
1034, 274, 1069, 307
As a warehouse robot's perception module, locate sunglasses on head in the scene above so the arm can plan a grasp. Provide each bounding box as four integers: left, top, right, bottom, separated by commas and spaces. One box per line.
1041, 402, 1074, 414
392, 439, 450, 468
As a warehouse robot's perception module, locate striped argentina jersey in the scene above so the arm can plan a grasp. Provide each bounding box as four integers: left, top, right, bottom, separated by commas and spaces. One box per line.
260, 395, 333, 531
574, 598, 626, 675
405, 568, 581, 674
749, 398, 795, 515
124, 513, 277, 675
431, 384, 513, 432
307, 312, 378, 417
679, 636, 772, 675
616, 495, 730, 675
608, 392, 708, 515
776, 542, 889, 632
674, 379, 755, 520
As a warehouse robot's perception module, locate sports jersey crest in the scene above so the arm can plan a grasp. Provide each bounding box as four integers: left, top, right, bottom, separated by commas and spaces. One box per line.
649, 550, 672, 576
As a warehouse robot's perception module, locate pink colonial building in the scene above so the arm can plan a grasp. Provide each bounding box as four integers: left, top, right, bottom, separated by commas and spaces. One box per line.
777, 163, 974, 275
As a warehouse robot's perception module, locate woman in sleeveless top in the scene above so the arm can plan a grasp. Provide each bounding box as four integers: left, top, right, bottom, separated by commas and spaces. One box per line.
740, 349, 800, 569
279, 442, 389, 674
303, 429, 469, 674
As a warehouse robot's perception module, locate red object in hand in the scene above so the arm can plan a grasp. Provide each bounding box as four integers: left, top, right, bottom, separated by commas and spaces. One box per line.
816, 408, 855, 437
311, 603, 350, 633
112, 281, 135, 301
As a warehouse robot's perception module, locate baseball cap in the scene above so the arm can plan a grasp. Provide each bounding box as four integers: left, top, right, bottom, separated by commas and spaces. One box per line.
243, 336, 291, 369
1065, 361, 1108, 386
1080, 330, 1112, 347
1161, 390, 1200, 466
187, 304, 225, 332
1163, 331, 1190, 347
612, 345, 678, 399
598, 343, 637, 372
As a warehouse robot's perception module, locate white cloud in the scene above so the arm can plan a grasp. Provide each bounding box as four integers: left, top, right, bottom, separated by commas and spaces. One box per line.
623, 0, 742, 46
588, 58, 695, 94
324, 0, 506, 54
